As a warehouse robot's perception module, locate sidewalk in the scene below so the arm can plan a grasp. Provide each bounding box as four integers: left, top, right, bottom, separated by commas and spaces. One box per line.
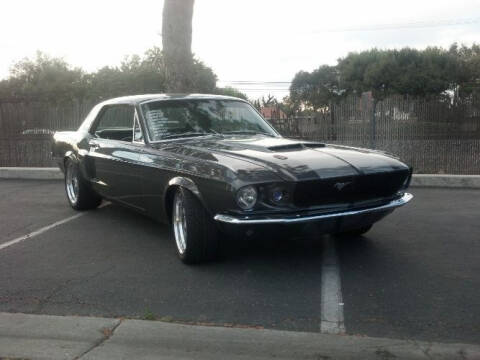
1, 313, 479, 360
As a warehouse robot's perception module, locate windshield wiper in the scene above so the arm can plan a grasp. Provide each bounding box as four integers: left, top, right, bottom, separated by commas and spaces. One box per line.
222, 130, 276, 137
160, 132, 216, 140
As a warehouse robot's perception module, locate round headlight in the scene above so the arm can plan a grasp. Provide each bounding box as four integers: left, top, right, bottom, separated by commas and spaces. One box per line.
236, 185, 257, 210
271, 189, 286, 203
272, 190, 284, 202
269, 186, 289, 204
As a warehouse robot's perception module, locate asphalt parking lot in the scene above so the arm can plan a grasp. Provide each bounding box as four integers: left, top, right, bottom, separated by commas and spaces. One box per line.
0, 179, 479, 345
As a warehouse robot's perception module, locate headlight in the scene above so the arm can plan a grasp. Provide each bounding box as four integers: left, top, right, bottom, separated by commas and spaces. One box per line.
270, 187, 289, 204
236, 185, 257, 210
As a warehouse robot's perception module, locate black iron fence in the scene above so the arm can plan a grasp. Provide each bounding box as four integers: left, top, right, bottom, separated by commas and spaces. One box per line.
1, 95, 479, 174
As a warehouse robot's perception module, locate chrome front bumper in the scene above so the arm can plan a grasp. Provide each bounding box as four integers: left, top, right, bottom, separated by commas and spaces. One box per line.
214, 193, 413, 225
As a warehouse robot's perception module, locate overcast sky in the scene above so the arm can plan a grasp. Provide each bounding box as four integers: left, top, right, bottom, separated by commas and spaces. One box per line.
1, 0, 479, 99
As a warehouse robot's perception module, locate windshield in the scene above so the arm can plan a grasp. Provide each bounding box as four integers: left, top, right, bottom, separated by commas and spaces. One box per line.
140, 99, 278, 141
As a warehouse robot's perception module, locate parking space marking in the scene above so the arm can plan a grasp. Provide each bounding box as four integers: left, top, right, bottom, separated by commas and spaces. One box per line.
0, 213, 85, 251
0, 202, 110, 251
320, 237, 345, 334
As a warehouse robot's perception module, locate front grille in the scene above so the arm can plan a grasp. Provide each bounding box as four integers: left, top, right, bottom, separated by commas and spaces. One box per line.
293, 169, 410, 208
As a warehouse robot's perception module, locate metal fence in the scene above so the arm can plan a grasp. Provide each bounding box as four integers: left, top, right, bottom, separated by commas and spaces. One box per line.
0, 98, 97, 167
1, 95, 479, 174
270, 94, 480, 174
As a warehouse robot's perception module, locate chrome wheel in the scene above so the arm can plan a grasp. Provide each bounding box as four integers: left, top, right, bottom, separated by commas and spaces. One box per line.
66, 161, 79, 205
173, 193, 187, 254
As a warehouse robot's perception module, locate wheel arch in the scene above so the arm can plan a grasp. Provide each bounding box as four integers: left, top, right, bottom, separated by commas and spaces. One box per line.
63, 152, 94, 188
61, 151, 77, 172
164, 176, 210, 223
63, 151, 77, 163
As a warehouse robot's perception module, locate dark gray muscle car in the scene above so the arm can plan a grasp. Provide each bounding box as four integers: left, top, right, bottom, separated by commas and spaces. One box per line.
52, 94, 413, 263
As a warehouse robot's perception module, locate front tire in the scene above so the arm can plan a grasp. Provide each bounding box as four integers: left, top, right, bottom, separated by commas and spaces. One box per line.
172, 187, 220, 264
64, 159, 101, 210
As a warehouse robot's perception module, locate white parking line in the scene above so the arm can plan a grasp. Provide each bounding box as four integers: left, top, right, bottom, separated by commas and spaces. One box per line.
320, 237, 345, 334
0, 213, 85, 251
0, 202, 110, 251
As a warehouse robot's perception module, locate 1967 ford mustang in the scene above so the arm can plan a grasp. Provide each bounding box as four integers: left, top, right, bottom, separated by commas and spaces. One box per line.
53, 94, 413, 263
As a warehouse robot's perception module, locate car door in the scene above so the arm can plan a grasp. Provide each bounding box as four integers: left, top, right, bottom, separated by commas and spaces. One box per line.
87, 104, 146, 211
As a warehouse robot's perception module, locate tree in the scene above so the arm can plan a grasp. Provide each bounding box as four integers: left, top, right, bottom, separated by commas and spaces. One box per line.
0, 46, 217, 101
278, 96, 299, 117
290, 65, 342, 111
251, 99, 262, 111
392, 47, 457, 98
261, 94, 277, 107
162, 0, 195, 92
86, 47, 169, 99
337, 49, 396, 148
449, 43, 480, 99
0, 51, 86, 100
337, 47, 458, 99
189, 58, 217, 93
214, 86, 248, 100
338, 49, 393, 100
337, 47, 460, 147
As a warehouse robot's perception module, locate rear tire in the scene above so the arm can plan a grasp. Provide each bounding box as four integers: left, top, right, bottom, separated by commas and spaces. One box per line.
335, 224, 373, 237
172, 187, 220, 264
64, 159, 101, 210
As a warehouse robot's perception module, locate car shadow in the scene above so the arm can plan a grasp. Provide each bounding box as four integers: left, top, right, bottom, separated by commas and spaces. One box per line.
98, 202, 327, 265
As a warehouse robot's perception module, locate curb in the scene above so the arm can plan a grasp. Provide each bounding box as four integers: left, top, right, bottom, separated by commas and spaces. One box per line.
0, 167, 480, 188
1, 312, 479, 360
0, 167, 63, 180
410, 174, 480, 189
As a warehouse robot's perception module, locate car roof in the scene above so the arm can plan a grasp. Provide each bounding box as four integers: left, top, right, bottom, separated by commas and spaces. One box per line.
99, 93, 248, 106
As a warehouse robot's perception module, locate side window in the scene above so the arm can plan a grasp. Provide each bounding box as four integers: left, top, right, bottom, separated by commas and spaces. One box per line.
92, 105, 135, 141
133, 112, 144, 143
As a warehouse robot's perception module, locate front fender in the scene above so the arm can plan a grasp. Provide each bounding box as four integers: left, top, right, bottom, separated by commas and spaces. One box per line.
165, 176, 212, 219
168, 176, 202, 197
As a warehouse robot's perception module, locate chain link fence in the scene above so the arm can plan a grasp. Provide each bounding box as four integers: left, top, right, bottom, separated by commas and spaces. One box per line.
1, 94, 479, 174
0, 98, 97, 167
270, 94, 480, 174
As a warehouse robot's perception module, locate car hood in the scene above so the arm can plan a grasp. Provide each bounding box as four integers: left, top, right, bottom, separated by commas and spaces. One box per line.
158, 135, 410, 182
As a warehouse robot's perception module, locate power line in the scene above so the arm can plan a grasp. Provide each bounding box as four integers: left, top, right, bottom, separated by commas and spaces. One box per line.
220, 80, 292, 84
231, 87, 290, 90
316, 16, 480, 33
229, 90, 291, 92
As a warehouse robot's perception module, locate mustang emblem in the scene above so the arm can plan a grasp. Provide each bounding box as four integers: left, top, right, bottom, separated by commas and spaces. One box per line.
334, 181, 352, 191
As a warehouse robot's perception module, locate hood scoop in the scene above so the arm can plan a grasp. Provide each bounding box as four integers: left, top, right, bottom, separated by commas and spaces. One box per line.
304, 142, 326, 149
267, 142, 325, 152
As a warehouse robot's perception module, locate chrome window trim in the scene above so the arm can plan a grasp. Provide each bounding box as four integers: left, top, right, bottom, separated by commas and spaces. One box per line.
132, 109, 145, 144
89, 104, 136, 141
139, 98, 281, 143
213, 193, 413, 224
135, 104, 154, 144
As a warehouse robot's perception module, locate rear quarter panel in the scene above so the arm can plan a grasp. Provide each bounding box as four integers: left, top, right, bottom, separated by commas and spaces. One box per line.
52, 131, 82, 171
